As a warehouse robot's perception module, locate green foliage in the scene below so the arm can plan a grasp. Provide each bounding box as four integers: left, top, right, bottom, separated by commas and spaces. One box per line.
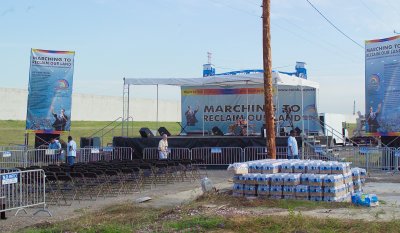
167, 216, 225, 231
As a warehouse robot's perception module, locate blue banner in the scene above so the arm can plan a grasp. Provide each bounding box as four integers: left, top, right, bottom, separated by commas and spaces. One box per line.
181, 85, 320, 135
26, 49, 75, 133
365, 36, 400, 136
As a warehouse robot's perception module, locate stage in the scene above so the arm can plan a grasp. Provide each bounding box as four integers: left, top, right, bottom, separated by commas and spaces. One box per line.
113, 135, 302, 159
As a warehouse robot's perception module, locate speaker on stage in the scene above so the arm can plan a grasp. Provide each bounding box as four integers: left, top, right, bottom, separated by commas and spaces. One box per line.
212, 126, 224, 136
80, 137, 101, 148
261, 124, 266, 138
158, 127, 171, 136
139, 128, 154, 138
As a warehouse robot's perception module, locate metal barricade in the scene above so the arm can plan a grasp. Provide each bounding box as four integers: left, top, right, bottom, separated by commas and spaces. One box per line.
191, 147, 243, 165
244, 146, 289, 161
351, 147, 395, 171
143, 148, 159, 160
168, 148, 192, 160
0, 168, 20, 174
276, 147, 289, 159
76, 148, 102, 163
112, 147, 133, 160
244, 147, 269, 161
81, 147, 133, 161
0, 150, 27, 168
0, 169, 51, 216
26, 149, 63, 167
0, 146, 28, 152
143, 147, 192, 160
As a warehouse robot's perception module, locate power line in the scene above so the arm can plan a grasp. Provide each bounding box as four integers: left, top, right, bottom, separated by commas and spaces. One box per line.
384, 0, 400, 20
279, 18, 361, 62
206, 0, 362, 63
358, 0, 387, 27
305, 0, 364, 49
208, 0, 261, 18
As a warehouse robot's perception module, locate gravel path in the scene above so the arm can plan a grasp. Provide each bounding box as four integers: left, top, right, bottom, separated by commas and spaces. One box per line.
0, 170, 231, 233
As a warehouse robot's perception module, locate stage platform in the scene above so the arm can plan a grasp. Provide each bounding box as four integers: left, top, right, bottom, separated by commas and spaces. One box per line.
113, 136, 302, 159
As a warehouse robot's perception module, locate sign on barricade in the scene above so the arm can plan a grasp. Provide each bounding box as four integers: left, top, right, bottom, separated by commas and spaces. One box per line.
1, 173, 18, 185
0, 169, 51, 216
2, 151, 11, 158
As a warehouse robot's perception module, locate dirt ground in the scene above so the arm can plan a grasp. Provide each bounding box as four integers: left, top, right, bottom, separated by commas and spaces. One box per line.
1, 170, 400, 232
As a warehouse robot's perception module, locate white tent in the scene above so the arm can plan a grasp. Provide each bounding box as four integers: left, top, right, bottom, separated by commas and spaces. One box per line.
122, 72, 320, 136
124, 71, 319, 89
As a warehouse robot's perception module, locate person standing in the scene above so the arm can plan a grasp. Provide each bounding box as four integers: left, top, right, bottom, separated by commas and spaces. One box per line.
48, 138, 61, 164
67, 136, 77, 167
48, 138, 61, 150
287, 130, 299, 159
158, 134, 169, 159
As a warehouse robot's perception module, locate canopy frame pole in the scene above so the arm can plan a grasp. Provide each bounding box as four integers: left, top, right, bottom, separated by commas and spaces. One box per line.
203, 89, 205, 136
122, 78, 130, 137
127, 84, 130, 137
301, 79, 304, 136
275, 76, 279, 135
246, 81, 249, 136
156, 84, 159, 131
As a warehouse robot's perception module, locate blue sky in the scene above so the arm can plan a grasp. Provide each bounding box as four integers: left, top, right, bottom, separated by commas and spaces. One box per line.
1, 0, 399, 114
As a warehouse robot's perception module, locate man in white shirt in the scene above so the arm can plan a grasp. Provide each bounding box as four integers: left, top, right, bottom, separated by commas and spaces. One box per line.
67, 136, 77, 166
287, 130, 299, 159
158, 134, 169, 159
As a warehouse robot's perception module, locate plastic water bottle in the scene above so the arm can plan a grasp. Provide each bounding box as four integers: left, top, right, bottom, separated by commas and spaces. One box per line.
201, 177, 214, 193
370, 194, 378, 203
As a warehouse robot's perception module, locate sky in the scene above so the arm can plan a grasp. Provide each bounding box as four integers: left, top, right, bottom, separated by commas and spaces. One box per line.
1, 0, 399, 114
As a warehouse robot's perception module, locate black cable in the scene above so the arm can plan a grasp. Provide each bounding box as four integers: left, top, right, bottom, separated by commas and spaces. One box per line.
305, 0, 364, 49
359, 0, 387, 27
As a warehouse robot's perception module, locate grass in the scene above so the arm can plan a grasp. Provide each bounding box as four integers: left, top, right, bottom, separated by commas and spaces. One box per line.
0, 120, 181, 147
194, 192, 356, 211
19, 199, 400, 233
167, 216, 225, 231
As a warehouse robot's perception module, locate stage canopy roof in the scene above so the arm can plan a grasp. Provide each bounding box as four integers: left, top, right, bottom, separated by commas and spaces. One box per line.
124, 72, 319, 89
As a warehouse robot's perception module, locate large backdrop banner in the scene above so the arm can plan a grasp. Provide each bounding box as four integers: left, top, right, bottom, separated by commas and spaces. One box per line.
26, 49, 75, 133
365, 35, 400, 136
181, 85, 320, 134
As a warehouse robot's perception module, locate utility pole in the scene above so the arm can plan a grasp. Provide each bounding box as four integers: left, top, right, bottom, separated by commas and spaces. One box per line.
262, 0, 276, 159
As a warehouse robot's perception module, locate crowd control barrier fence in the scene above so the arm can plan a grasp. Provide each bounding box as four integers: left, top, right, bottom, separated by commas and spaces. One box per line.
0, 169, 51, 216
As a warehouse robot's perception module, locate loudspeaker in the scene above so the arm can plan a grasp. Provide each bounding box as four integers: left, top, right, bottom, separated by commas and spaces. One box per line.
80, 137, 101, 148
212, 126, 224, 136
35, 133, 60, 148
139, 127, 154, 138
158, 127, 171, 136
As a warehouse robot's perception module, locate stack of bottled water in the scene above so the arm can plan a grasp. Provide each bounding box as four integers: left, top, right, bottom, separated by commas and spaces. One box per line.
229, 159, 365, 202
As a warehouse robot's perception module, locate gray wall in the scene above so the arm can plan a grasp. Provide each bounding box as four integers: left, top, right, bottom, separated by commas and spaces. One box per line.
0, 87, 181, 122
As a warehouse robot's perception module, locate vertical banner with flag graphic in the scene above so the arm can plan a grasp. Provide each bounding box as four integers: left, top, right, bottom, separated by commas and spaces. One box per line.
26, 49, 75, 133
365, 35, 400, 136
